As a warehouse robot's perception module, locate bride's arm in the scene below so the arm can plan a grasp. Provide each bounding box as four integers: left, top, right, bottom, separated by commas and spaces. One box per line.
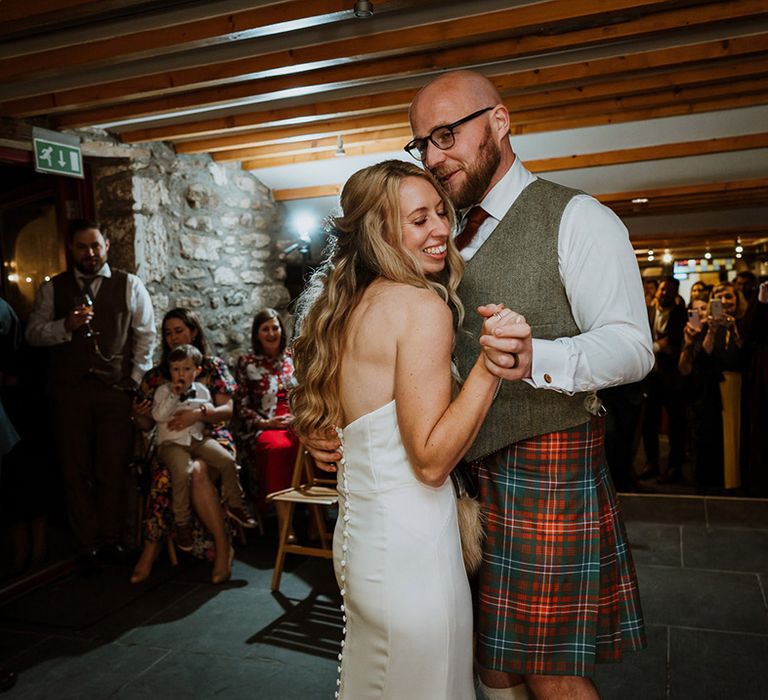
395, 289, 498, 487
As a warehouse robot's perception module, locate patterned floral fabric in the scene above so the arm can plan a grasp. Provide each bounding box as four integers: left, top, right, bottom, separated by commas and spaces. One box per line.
140, 356, 238, 560
234, 352, 297, 499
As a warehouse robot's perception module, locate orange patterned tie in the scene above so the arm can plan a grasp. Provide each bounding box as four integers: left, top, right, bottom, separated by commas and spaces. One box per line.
454, 206, 490, 251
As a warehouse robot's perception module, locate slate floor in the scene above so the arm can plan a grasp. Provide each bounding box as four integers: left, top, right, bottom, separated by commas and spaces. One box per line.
1, 495, 767, 699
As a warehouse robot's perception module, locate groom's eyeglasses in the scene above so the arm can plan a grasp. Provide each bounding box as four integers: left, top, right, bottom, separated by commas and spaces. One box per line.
404, 107, 494, 162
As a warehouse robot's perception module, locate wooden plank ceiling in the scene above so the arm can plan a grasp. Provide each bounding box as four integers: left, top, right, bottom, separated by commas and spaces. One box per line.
1, 0, 767, 260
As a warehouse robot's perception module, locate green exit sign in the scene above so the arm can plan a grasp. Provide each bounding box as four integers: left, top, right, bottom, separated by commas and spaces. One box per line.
32, 127, 83, 178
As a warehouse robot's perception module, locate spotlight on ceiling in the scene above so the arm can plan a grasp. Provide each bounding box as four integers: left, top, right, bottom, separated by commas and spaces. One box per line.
335, 134, 346, 157
354, 1, 374, 18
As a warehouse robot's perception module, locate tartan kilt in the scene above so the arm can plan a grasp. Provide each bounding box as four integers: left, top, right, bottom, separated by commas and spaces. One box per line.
475, 417, 646, 677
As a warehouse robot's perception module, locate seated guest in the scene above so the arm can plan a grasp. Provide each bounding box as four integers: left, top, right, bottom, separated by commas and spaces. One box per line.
235, 309, 299, 541
152, 343, 254, 551
131, 308, 240, 584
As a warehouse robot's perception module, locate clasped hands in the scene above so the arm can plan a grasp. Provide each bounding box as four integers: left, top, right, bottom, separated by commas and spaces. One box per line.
307, 303, 533, 472
478, 303, 533, 382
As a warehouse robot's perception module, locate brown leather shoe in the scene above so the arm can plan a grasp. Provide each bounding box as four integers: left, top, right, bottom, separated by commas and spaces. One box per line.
227, 504, 258, 529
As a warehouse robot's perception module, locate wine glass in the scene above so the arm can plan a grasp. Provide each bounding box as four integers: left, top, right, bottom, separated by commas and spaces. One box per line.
74, 291, 95, 338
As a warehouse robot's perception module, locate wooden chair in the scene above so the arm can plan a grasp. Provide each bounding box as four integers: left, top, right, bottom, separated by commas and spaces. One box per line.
267, 449, 338, 591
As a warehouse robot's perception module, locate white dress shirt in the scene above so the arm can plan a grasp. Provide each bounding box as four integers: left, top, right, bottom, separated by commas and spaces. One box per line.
152, 381, 210, 446
25, 263, 156, 385
459, 154, 653, 394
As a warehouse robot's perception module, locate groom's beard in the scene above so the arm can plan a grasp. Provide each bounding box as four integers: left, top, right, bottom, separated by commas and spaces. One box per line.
431, 125, 501, 210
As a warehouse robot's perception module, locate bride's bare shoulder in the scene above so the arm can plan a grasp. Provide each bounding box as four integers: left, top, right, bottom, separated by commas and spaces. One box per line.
369, 282, 452, 333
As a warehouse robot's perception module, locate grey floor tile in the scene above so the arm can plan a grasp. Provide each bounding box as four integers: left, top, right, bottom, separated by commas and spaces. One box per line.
683, 526, 768, 573
706, 498, 768, 530
120, 562, 337, 658
6, 637, 167, 700
594, 625, 667, 700
113, 650, 283, 700
669, 627, 768, 700
626, 522, 682, 567
637, 565, 768, 633
618, 495, 706, 525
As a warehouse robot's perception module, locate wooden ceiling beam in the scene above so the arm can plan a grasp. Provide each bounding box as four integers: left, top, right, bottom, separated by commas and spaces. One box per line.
274, 177, 768, 204
212, 125, 413, 161
3, 0, 730, 99
0, 0, 350, 78
119, 51, 766, 144
507, 91, 768, 135
174, 111, 411, 153
173, 57, 768, 155
11, 3, 766, 118
527, 133, 768, 173
506, 79, 768, 128
242, 135, 411, 169
52, 30, 768, 130
243, 85, 768, 169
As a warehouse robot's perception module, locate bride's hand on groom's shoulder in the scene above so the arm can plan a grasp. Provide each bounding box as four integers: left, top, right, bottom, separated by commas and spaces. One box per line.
302, 432, 343, 473
477, 303, 533, 382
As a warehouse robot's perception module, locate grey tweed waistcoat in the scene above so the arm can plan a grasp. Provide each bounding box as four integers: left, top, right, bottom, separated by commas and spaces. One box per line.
455, 177, 592, 461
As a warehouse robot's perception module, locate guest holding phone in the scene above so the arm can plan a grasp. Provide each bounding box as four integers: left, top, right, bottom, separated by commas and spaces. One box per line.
679, 298, 723, 489
700, 282, 746, 489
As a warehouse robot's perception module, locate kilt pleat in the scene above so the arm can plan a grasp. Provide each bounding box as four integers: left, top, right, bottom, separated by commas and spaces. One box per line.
475, 417, 645, 677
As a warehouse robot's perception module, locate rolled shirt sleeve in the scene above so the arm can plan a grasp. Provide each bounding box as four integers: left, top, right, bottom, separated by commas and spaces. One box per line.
128, 274, 156, 386
527, 195, 654, 394
25, 280, 71, 346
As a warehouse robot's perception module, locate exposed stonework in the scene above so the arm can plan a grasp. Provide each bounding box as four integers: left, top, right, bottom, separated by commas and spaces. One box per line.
90, 141, 287, 365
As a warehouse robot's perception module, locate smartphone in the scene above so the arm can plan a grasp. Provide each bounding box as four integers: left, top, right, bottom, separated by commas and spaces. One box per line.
709, 299, 723, 320
687, 309, 701, 330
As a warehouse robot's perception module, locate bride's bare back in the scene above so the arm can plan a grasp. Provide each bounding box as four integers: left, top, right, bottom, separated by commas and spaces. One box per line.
339, 278, 497, 486
339, 279, 420, 427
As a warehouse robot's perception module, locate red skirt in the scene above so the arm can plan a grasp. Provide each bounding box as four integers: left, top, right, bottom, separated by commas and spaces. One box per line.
250, 429, 299, 505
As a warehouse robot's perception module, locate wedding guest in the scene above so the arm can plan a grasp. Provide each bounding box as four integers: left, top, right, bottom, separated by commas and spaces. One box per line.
131, 308, 239, 584
235, 309, 299, 540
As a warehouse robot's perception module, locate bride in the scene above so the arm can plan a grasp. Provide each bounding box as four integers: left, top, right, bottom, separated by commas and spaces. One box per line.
291, 160, 503, 699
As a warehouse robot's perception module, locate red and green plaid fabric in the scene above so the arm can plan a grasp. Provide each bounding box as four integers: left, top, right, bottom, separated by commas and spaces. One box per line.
474, 417, 646, 677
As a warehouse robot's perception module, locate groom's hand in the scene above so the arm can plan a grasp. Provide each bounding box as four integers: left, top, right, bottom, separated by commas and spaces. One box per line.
302, 433, 343, 473
478, 303, 533, 382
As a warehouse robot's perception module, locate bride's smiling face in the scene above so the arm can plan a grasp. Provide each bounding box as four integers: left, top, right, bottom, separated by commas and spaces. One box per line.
398, 176, 451, 275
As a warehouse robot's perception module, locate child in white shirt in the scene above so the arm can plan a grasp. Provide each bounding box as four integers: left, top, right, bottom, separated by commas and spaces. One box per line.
152, 344, 254, 550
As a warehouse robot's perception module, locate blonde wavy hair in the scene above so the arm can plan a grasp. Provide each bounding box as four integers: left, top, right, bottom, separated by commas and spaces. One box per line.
291, 160, 464, 440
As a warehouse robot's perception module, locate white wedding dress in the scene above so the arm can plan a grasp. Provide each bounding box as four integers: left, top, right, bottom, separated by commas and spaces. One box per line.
333, 400, 475, 699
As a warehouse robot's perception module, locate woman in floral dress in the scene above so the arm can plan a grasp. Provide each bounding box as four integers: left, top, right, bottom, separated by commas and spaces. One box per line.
235, 309, 299, 540
131, 308, 238, 584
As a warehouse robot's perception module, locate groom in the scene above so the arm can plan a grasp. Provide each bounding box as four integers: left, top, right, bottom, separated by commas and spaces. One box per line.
406, 71, 653, 700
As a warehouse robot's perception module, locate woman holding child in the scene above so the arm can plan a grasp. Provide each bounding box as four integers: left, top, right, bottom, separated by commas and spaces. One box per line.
131, 308, 254, 584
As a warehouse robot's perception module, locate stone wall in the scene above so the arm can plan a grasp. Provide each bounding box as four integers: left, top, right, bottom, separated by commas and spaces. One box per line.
91, 142, 289, 366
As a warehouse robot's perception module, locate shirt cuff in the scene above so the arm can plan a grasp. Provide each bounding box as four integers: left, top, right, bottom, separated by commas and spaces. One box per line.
524, 338, 575, 394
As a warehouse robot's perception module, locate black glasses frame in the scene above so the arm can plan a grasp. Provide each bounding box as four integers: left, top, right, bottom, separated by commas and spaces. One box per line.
404, 106, 494, 161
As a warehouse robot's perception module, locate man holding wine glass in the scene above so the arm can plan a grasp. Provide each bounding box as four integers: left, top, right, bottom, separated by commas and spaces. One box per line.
27, 220, 155, 563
